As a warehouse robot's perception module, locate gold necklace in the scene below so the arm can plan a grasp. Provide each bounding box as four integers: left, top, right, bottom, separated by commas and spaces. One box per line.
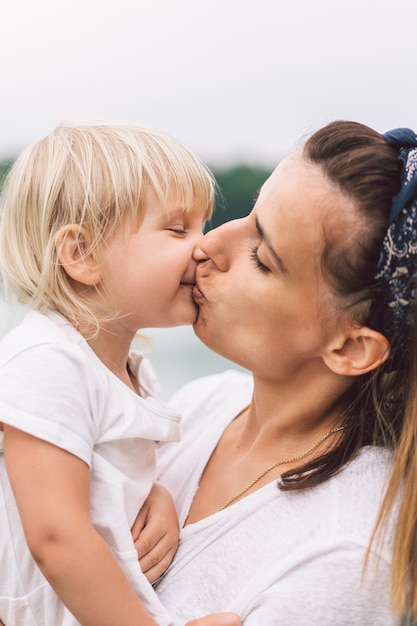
218, 425, 346, 511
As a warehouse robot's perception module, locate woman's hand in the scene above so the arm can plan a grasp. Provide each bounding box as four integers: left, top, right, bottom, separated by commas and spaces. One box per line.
131, 482, 179, 583
185, 612, 241, 626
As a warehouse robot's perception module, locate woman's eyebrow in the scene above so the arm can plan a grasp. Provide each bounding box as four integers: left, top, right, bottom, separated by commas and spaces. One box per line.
255, 216, 288, 273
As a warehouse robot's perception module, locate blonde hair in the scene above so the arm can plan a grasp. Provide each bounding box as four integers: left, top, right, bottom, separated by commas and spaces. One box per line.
0, 121, 215, 333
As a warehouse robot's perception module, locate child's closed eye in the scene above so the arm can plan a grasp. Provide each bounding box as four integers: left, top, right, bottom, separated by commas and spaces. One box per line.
167, 224, 187, 235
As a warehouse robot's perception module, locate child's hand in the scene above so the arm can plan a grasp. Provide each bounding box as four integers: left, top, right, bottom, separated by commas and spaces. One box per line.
131, 483, 179, 583
185, 612, 241, 626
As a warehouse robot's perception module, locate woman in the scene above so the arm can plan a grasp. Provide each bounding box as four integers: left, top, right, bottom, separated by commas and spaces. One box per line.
147, 122, 417, 624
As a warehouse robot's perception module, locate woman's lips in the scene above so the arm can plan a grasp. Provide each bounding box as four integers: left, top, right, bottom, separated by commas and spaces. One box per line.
192, 282, 204, 300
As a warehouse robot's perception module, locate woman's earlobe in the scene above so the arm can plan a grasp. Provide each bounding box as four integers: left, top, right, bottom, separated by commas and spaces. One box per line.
323, 327, 390, 376
54, 225, 101, 286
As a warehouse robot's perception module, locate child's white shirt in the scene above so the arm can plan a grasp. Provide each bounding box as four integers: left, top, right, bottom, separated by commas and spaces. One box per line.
0, 309, 179, 625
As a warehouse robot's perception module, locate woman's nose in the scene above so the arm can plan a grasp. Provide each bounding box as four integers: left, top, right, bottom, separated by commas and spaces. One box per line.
193, 218, 244, 271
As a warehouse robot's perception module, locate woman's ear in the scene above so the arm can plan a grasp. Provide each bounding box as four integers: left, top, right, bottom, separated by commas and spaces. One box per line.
54, 225, 101, 286
323, 327, 390, 376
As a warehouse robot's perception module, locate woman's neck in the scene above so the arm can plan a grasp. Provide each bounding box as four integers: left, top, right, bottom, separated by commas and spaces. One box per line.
184, 367, 352, 525
243, 367, 351, 447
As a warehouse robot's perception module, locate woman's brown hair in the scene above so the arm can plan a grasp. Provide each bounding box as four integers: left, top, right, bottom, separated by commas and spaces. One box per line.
279, 120, 416, 614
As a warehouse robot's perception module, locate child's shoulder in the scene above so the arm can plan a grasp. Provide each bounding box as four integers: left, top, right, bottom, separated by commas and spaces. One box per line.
0, 309, 75, 352
0, 309, 90, 376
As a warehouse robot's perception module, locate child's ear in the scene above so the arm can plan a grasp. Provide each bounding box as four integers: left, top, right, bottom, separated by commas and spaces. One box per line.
323, 327, 390, 376
54, 225, 101, 286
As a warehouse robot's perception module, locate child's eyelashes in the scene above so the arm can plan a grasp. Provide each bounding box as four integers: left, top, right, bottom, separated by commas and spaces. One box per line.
250, 246, 270, 272
167, 225, 187, 235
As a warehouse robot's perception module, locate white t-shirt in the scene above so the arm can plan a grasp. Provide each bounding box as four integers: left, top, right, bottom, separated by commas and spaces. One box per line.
0, 310, 180, 626
156, 370, 401, 625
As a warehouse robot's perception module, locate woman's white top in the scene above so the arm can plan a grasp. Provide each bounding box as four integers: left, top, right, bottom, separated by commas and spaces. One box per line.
156, 370, 401, 625
0, 310, 180, 626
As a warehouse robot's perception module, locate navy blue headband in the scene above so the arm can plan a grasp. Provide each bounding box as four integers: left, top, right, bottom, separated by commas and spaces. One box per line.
383, 128, 417, 224
370, 127, 417, 371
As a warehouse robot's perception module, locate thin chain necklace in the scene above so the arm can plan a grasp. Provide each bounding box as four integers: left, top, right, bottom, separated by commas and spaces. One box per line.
218, 425, 346, 511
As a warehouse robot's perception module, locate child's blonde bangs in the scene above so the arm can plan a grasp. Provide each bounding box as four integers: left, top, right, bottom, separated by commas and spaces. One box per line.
59, 122, 215, 232
120, 126, 215, 224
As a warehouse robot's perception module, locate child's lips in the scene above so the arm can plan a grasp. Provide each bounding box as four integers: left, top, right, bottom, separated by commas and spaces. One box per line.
180, 271, 197, 289
180, 281, 195, 292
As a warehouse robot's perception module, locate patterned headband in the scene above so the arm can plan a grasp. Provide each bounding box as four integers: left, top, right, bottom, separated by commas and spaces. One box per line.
370, 128, 417, 372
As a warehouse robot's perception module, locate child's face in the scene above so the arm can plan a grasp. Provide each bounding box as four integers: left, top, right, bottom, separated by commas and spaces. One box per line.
99, 188, 205, 333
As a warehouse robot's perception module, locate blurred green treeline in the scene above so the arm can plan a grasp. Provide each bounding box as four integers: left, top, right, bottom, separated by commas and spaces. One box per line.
207, 163, 273, 230
0, 157, 273, 230
0, 159, 14, 188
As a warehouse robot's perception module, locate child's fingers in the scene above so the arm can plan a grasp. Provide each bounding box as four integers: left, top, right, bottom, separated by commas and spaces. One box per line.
185, 612, 241, 626
135, 516, 178, 557
130, 503, 148, 543
133, 516, 154, 559
130, 482, 179, 581
135, 530, 176, 582
138, 543, 175, 583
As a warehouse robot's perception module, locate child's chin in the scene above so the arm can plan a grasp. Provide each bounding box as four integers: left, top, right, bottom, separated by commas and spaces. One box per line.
178, 309, 199, 327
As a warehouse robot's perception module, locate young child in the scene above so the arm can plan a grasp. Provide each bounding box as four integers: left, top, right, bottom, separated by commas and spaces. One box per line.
0, 122, 239, 626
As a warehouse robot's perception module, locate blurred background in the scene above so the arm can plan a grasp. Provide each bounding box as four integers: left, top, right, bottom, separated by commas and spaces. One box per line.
1, 0, 416, 397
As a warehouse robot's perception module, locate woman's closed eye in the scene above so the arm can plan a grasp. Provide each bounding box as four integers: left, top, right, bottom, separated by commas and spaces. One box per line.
250, 246, 270, 273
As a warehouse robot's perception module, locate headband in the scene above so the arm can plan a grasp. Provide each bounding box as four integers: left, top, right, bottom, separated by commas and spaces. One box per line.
370, 127, 417, 371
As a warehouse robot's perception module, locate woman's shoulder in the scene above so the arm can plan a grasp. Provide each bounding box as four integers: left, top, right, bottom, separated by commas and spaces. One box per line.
322, 446, 393, 505
342, 445, 393, 485
316, 446, 395, 548
170, 369, 253, 409
168, 369, 253, 435
159, 370, 253, 466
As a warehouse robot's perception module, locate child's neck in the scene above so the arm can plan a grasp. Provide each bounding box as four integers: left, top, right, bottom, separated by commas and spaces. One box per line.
87, 329, 139, 394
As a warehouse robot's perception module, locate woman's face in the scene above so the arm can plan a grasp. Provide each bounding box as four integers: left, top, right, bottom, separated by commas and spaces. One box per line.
192, 153, 355, 379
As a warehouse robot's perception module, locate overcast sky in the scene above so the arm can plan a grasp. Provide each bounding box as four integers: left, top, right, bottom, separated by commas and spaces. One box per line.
1, 0, 417, 166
